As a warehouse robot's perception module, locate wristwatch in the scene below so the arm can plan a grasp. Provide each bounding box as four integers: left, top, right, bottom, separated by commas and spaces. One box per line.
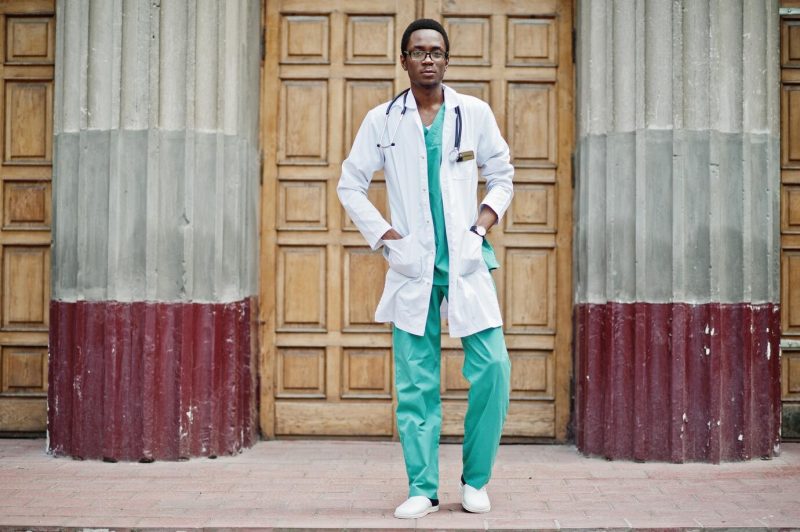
470, 225, 487, 238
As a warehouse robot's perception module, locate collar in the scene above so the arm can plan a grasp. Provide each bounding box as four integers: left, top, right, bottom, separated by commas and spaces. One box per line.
404, 83, 461, 111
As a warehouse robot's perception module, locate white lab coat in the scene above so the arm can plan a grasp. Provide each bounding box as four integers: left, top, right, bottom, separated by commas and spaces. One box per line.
337, 84, 514, 337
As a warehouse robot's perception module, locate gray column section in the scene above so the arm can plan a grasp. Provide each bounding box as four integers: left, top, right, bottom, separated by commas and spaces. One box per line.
575, 0, 779, 305
53, 0, 261, 303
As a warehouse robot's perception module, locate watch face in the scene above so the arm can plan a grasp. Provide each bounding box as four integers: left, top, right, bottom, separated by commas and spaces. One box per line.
476, 225, 487, 237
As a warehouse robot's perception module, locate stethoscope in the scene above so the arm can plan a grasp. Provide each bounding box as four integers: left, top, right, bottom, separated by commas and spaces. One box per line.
377, 88, 469, 163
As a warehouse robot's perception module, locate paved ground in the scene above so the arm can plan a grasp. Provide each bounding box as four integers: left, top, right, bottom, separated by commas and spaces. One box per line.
0, 439, 798, 530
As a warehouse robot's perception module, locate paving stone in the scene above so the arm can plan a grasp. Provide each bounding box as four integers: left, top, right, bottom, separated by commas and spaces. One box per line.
0, 440, 798, 530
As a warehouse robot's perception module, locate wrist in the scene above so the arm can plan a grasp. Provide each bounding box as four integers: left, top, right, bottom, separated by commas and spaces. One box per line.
470, 225, 487, 238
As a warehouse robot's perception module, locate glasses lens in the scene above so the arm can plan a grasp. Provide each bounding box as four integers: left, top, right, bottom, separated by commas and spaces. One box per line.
406, 50, 446, 61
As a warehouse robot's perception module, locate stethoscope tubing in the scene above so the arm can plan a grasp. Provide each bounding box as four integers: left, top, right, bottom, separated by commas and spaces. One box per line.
377, 88, 462, 156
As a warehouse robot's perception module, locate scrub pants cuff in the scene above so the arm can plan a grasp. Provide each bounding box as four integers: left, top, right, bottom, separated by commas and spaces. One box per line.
409, 488, 438, 500
461, 474, 486, 490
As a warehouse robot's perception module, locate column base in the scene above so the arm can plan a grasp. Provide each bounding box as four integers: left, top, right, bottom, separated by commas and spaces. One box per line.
48, 298, 258, 461
574, 302, 781, 462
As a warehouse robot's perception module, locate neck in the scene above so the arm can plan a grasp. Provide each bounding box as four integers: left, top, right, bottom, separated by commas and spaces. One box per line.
410, 83, 444, 109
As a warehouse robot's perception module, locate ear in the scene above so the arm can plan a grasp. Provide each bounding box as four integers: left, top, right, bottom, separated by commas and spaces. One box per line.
400, 53, 407, 70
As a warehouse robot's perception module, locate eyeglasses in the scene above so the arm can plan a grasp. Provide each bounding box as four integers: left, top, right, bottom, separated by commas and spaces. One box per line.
403, 50, 448, 61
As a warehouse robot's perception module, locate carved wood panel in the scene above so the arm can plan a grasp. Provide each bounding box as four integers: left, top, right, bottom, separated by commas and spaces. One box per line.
782, 18, 800, 69
3, 181, 50, 230
2, 245, 49, 329
6, 16, 53, 64
346, 16, 394, 64
276, 347, 326, 398
444, 17, 490, 66
278, 80, 328, 164
1, 346, 47, 393
342, 246, 387, 331
277, 246, 327, 331
281, 15, 329, 64
506, 82, 556, 167
341, 348, 391, 398
506, 17, 557, 66
5, 80, 52, 163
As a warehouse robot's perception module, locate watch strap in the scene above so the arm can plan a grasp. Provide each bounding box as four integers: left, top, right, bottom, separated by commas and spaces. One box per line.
470, 225, 486, 238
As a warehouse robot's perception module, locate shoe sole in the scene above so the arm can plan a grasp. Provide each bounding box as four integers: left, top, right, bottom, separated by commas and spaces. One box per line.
394, 505, 439, 519
461, 502, 491, 513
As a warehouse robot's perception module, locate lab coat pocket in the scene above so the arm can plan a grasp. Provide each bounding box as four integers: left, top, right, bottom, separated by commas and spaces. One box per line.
451, 158, 477, 181
459, 230, 484, 276
383, 234, 423, 279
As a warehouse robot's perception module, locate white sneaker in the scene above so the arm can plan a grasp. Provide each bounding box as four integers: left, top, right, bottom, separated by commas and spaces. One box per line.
460, 481, 491, 513
394, 495, 439, 519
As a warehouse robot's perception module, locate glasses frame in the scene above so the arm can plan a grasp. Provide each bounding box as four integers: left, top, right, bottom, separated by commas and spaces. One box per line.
402, 49, 449, 62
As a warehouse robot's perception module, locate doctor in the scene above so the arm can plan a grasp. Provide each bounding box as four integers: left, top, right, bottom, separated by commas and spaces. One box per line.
337, 18, 514, 519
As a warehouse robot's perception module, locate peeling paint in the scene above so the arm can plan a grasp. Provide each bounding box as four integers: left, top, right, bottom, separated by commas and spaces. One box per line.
48, 299, 257, 461
575, 302, 782, 462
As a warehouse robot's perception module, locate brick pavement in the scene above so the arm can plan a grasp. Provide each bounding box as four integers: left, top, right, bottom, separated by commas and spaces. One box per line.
0, 438, 798, 530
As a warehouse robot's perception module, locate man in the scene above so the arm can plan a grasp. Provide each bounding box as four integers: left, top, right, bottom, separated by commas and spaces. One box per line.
337, 19, 513, 519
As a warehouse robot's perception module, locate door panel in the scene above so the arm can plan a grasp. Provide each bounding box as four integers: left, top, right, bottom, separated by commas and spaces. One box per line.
0, 1, 54, 434
260, 0, 573, 440
781, 5, 800, 439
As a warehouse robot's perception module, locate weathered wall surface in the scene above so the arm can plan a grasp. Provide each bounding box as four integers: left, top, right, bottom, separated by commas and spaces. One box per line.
49, 0, 262, 460
52, 0, 261, 303
574, 0, 782, 462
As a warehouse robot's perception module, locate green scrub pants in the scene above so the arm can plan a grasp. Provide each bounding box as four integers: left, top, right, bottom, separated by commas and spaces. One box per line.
392, 284, 510, 500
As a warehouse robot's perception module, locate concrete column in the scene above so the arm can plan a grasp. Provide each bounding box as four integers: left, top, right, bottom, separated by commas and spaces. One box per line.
48, 0, 262, 460
574, 0, 781, 462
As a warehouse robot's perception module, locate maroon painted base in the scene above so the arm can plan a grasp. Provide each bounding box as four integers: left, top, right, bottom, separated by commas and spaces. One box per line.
574, 302, 781, 462
48, 299, 258, 461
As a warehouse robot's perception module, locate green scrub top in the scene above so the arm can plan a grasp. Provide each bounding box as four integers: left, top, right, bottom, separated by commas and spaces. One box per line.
424, 105, 498, 287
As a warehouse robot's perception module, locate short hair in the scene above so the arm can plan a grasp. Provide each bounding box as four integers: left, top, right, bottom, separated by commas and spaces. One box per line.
400, 19, 450, 54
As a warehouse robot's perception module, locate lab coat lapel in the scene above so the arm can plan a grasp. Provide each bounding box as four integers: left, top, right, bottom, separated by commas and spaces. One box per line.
442, 85, 461, 163
404, 89, 425, 138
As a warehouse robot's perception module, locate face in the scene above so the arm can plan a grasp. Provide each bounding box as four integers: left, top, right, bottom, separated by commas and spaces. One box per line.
401, 29, 448, 88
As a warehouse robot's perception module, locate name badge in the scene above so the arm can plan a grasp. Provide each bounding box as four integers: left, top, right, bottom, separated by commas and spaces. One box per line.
456, 150, 474, 162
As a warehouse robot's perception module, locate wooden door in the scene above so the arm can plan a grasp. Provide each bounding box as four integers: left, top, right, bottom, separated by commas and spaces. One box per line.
0, 0, 55, 434
781, 3, 800, 440
260, 0, 573, 440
